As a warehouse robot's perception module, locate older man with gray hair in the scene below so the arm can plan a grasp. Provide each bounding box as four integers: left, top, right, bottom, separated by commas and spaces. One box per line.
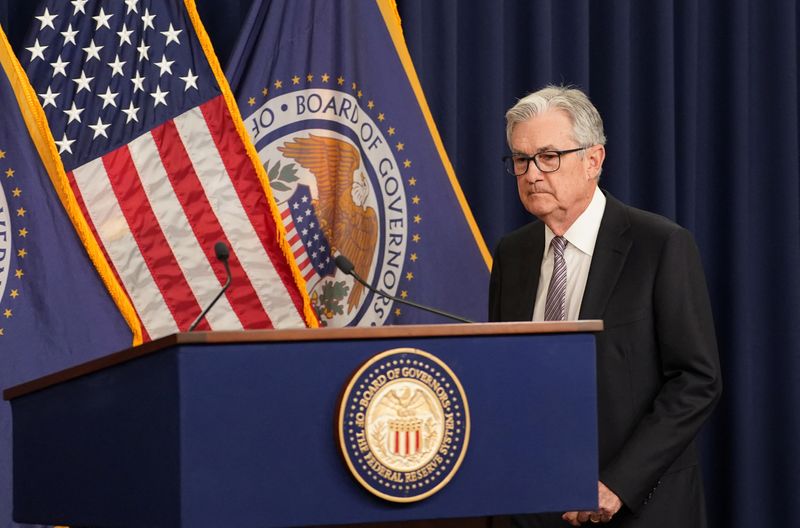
490, 85, 722, 526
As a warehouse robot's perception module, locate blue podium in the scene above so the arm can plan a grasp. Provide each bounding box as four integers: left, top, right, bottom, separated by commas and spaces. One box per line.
4, 321, 601, 527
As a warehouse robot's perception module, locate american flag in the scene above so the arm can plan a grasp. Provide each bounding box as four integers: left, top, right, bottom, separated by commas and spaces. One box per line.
22, 0, 316, 340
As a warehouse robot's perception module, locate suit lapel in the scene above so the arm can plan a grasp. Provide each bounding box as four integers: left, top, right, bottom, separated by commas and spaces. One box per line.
579, 192, 632, 319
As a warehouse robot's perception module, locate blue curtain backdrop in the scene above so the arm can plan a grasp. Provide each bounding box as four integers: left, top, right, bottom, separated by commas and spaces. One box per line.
1, 1, 798, 527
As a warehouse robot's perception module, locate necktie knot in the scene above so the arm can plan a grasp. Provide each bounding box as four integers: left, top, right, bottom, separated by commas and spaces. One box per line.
551, 236, 566, 256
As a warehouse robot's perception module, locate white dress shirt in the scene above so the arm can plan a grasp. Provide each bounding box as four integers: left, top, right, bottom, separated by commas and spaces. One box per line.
532, 186, 606, 321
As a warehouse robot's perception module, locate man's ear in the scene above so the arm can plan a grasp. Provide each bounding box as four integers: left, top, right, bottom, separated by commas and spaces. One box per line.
586, 145, 606, 179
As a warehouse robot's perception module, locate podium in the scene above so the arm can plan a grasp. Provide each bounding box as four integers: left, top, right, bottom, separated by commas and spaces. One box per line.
4, 321, 601, 527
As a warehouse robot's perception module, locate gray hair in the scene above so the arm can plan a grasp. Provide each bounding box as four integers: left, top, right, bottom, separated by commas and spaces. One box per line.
505, 85, 607, 149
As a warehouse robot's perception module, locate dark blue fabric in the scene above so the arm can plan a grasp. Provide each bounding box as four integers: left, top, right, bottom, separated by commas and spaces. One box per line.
1, 1, 798, 527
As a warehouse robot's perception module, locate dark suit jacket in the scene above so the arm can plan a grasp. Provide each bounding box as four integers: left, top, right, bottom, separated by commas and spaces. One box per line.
489, 191, 722, 527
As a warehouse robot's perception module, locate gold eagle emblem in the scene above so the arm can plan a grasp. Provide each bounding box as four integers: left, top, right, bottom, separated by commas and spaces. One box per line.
279, 134, 378, 313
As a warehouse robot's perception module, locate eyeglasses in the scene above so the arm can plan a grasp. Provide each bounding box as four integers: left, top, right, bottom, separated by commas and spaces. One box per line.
502, 147, 588, 176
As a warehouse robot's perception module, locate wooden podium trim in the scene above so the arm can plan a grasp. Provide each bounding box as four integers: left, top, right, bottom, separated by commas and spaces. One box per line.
4, 320, 601, 401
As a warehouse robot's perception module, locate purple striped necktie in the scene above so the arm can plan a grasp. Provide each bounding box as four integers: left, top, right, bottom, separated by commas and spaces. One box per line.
544, 236, 567, 321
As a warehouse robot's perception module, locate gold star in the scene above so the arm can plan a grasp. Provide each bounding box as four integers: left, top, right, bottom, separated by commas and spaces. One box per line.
321, 73, 330, 82
377, 113, 385, 122
12, 187, 21, 197
351, 81, 357, 90
5, 167, 14, 177
0, 328, 4, 336
412, 195, 420, 205
403, 159, 412, 168
306, 73, 314, 82
248, 97, 256, 106
337, 76, 345, 85
394, 308, 402, 316
357, 89, 362, 98
10, 289, 19, 298
410, 253, 418, 262
367, 100, 374, 109
15, 269, 23, 278
3, 309, 11, 319
17, 248, 27, 258
400, 290, 408, 299
405, 272, 414, 281
396, 142, 404, 151
262, 87, 269, 96
16, 207, 26, 217
408, 177, 416, 186
413, 214, 421, 224
274, 80, 283, 89
18, 228, 28, 237
0, 149, 5, 158
388, 127, 395, 136
412, 234, 421, 243
292, 75, 301, 85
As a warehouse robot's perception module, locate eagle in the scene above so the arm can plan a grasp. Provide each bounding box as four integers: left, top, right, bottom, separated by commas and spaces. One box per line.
279, 134, 379, 313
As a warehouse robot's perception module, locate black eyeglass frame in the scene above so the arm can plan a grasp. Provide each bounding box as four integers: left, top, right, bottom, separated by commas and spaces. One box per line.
502, 146, 588, 176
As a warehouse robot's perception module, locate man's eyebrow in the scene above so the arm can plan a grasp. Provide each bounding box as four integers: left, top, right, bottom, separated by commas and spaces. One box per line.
511, 145, 557, 155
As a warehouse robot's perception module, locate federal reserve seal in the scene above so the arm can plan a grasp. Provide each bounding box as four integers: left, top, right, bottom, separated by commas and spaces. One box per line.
338, 348, 470, 502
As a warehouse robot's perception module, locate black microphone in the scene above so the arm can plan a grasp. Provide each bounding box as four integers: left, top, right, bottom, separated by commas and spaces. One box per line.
334, 254, 473, 324
188, 242, 233, 332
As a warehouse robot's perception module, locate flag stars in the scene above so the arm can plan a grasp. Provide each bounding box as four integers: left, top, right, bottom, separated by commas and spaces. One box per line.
411, 195, 420, 204
403, 159, 412, 168
16, 207, 26, 217
122, 101, 140, 123
378, 113, 385, 122
410, 253, 418, 262
89, 117, 111, 139
388, 127, 396, 136
306, 74, 313, 82
98, 87, 119, 108
82, 39, 103, 62
413, 214, 422, 224
351, 82, 357, 90
261, 87, 269, 96
117, 24, 134, 46
12, 187, 21, 197
55, 133, 75, 154
15, 268, 24, 278
35, 7, 58, 31
179, 69, 198, 91
131, 70, 146, 92
17, 228, 27, 237
17, 249, 27, 258
161, 24, 182, 46
357, 90, 363, 98
337, 76, 345, 85
248, 97, 256, 106
400, 290, 408, 299
61, 24, 79, 46
141, 9, 156, 30
125, 0, 139, 14
92, 7, 114, 31
292, 75, 300, 85
396, 142, 404, 151
367, 100, 375, 109
137, 41, 151, 61
395, 308, 402, 317
71, 0, 89, 15
321, 73, 330, 82
50, 55, 69, 77
406, 272, 414, 281
150, 85, 169, 107
407, 177, 416, 186
25, 39, 47, 61
0, 150, 5, 158
412, 233, 421, 243
38, 86, 60, 108
108, 55, 126, 77
73, 71, 94, 93
3, 309, 11, 319
10, 289, 20, 298
155, 54, 175, 76
5, 168, 15, 177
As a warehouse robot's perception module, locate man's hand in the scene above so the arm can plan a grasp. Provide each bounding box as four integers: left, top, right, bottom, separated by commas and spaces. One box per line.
561, 481, 623, 525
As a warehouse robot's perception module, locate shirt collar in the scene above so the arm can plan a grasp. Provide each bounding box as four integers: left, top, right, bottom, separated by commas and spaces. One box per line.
544, 186, 606, 256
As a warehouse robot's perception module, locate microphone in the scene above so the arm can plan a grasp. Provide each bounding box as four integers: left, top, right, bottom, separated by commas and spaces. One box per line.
188, 241, 233, 332
334, 254, 473, 324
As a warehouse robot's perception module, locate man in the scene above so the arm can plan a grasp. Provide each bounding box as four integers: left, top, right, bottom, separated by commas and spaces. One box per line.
489, 86, 722, 527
